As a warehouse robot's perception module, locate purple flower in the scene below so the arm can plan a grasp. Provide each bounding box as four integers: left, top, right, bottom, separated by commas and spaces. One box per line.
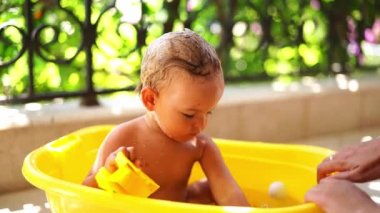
347, 42, 360, 56
372, 19, 380, 42
187, 0, 196, 12
347, 17, 357, 41
347, 17, 355, 32
250, 22, 262, 36
364, 28, 376, 43
310, 0, 320, 10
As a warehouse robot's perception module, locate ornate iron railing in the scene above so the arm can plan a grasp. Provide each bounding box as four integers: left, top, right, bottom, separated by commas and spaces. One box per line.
0, 0, 137, 105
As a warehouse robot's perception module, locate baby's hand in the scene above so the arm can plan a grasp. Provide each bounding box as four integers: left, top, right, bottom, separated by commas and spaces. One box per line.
104, 147, 140, 172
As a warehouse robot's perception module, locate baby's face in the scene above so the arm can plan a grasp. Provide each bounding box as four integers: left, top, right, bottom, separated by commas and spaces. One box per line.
154, 70, 224, 142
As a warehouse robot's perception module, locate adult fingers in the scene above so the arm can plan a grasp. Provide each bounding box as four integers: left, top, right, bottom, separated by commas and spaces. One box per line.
304, 186, 319, 203
317, 159, 350, 182
304, 178, 331, 204
331, 165, 375, 183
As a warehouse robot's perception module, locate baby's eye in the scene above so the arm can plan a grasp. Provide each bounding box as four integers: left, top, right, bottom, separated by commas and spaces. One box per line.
182, 113, 194, 118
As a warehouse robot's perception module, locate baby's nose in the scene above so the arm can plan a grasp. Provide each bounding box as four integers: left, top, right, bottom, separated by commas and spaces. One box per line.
193, 115, 207, 132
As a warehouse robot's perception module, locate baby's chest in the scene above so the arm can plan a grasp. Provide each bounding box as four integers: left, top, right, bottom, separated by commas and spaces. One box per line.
139, 151, 196, 186
132, 137, 203, 186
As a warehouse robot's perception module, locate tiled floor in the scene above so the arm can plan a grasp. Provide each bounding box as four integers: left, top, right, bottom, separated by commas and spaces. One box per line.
1, 126, 380, 212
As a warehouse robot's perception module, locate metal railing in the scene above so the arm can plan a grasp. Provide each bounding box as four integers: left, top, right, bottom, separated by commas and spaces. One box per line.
0, 0, 136, 105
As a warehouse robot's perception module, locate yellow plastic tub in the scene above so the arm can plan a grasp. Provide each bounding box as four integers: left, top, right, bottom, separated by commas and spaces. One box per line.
22, 125, 332, 213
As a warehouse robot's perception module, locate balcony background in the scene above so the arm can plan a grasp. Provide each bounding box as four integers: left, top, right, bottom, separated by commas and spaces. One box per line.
1, 0, 380, 104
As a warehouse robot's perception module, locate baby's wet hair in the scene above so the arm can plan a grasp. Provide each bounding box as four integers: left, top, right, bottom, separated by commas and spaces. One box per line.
137, 29, 222, 92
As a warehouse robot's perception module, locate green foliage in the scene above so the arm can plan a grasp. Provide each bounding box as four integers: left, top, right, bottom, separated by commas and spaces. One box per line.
1, 0, 379, 100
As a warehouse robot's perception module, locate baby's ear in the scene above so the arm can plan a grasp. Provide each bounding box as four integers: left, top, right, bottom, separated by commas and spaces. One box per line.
141, 87, 157, 111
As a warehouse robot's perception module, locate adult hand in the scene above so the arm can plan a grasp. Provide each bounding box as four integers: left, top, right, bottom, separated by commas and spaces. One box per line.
317, 138, 380, 182
305, 178, 379, 213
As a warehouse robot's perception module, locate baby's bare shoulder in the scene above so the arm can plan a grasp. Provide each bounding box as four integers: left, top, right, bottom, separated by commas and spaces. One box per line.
195, 134, 217, 152
105, 116, 145, 145
195, 134, 222, 162
93, 116, 146, 168
196, 133, 214, 144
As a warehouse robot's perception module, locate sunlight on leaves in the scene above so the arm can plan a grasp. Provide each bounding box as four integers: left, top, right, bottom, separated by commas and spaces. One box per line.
298, 44, 320, 66
116, 0, 142, 24
119, 23, 137, 47
277, 47, 297, 61
68, 73, 80, 85
64, 47, 78, 59
38, 63, 61, 88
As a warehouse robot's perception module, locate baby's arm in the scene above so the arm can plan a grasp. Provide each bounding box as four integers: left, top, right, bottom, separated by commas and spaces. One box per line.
199, 137, 250, 206
82, 126, 134, 188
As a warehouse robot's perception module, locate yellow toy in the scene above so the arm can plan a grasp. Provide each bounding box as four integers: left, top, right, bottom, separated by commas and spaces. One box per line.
95, 151, 159, 197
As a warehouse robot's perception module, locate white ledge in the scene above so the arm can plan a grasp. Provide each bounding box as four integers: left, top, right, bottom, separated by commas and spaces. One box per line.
1, 75, 379, 131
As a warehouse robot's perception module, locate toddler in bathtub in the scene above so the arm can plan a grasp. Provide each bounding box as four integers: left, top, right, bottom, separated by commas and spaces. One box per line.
83, 29, 249, 206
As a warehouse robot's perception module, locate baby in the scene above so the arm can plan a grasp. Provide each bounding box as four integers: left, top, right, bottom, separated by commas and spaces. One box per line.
83, 29, 249, 206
